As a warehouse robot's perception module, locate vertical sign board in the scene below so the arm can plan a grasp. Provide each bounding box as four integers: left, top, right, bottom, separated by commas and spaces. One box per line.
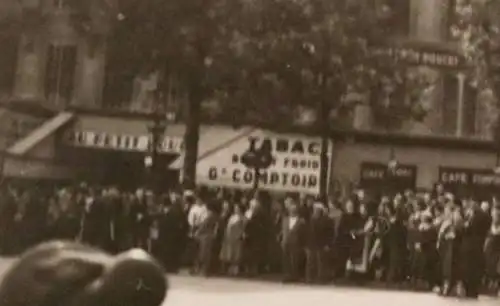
196, 129, 332, 195
359, 162, 417, 195
439, 167, 500, 200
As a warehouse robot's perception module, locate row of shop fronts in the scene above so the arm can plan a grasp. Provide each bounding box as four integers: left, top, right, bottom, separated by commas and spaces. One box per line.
359, 162, 500, 199
3, 108, 500, 196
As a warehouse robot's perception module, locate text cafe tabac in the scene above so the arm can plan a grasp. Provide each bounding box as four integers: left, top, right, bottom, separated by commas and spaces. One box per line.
360, 162, 417, 190
197, 133, 331, 194
439, 167, 500, 192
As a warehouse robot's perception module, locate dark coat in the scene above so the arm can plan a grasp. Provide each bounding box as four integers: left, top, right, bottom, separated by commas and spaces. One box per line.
281, 216, 307, 252
411, 223, 438, 281
306, 215, 332, 250
159, 205, 189, 270
130, 199, 150, 247
460, 208, 489, 284
334, 212, 363, 250
81, 198, 112, 250
244, 209, 268, 264
484, 224, 500, 278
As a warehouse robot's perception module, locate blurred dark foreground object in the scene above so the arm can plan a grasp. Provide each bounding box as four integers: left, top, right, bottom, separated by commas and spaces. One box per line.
0, 240, 168, 306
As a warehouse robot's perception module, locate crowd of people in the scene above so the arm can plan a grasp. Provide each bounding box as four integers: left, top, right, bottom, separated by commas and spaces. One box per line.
0, 182, 498, 299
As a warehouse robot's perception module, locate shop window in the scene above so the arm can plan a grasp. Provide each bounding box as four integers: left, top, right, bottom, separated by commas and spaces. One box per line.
101, 62, 135, 110
44, 44, 77, 105
462, 83, 478, 137
101, 27, 135, 110
441, 72, 458, 136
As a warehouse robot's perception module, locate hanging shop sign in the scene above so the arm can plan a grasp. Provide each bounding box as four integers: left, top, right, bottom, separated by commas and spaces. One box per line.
359, 162, 417, 191
196, 129, 332, 194
65, 130, 184, 154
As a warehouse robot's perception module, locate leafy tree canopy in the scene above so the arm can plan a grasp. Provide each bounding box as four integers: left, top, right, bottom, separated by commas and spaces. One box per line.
70, 0, 430, 130
451, 0, 500, 140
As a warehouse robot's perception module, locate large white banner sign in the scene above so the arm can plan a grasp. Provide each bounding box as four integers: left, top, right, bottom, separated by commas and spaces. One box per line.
197, 129, 332, 194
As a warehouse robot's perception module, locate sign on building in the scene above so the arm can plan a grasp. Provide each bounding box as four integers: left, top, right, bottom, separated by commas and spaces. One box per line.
196, 129, 332, 195
369, 42, 468, 69
359, 162, 417, 193
439, 167, 500, 198
66, 130, 184, 154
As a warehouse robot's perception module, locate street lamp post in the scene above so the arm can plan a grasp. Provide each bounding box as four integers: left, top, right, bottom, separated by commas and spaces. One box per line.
241, 142, 273, 191
146, 114, 167, 195
386, 147, 399, 196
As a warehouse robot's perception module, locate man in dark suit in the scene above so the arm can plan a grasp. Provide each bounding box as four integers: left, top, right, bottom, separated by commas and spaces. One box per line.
459, 200, 490, 299
281, 198, 306, 283
0, 240, 167, 306
244, 198, 268, 276
305, 202, 332, 283
159, 194, 189, 273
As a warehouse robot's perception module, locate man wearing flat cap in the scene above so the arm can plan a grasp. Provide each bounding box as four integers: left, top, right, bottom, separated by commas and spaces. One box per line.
0, 241, 168, 306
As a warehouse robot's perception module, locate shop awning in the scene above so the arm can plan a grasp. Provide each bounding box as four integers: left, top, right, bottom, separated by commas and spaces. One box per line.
2, 155, 74, 179
7, 111, 75, 156
169, 126, 256, 170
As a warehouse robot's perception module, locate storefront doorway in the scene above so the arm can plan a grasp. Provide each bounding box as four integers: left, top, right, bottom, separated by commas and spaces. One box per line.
63, 147, 180, 191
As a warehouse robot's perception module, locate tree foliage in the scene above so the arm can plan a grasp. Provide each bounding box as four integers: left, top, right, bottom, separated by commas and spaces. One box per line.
451, 0, 500, 88
82, 0, 428, 130
204, 0, 429, 130
450, 0, 500, 139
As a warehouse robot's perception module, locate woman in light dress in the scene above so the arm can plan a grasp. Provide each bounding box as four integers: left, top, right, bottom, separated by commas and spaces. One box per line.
220, 204, 247, 276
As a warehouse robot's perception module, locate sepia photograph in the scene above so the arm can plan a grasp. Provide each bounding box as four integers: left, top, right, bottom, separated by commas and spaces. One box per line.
0, 0, 499, 305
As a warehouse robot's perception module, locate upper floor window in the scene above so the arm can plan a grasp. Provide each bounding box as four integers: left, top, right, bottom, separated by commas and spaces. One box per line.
446, 0, 457, 41
53, 0, 71, 9
375, 0, 411, 38
20, 0, 41, 9
387, 0, 411, 37
44, 44, 77, 107
0, 35, 19, 97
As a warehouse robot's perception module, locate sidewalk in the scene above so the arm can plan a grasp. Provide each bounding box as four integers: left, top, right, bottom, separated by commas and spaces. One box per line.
175, 269, 437, 293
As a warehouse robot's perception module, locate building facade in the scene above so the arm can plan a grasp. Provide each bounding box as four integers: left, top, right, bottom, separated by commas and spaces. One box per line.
0, 0, 498, 195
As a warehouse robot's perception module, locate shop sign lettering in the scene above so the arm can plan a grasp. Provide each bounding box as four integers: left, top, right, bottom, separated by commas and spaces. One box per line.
370, 44, 467, 69
360, 162, 416, 180
66, 130, 184, 154
359, 162, 417, 191
439, 167, 500, 189
197, 130, 332, 194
